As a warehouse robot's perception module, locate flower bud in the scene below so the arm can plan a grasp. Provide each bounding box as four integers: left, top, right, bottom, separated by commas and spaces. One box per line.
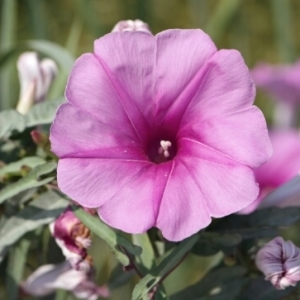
16, 52, 57, 114
21, 261, 110, 299
255, 237, 300, 289
111, 19, 151, 33
49, 207, 92, 271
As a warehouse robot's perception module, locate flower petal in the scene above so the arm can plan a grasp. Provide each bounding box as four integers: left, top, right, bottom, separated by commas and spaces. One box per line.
98, 163, 172, 233
179, 106, 272, 168
180, 50, 256, 124
255, 130, 300, 187
94, 32, 156, 136
57, 158, 153, 207
155, 29, 217, 126
65, 53, 145, 142
179, 137, 259, 217
156, 160, 211, 242
22, 262, 85, 296
50, 103, 145, 160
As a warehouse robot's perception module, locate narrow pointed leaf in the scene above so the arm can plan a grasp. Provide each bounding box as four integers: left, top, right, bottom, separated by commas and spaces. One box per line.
6, 238, 31, 300
132, 235, 198, 300
25, 97, 65, 127
0, 190, 68, 263
170, 266, 247, 300
0, 162, 57, 204
0, 157, 45, 178
0, 110, 26, 139
132, 233, 156, 272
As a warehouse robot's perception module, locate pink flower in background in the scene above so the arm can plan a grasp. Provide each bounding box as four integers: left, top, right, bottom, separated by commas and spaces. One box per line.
50, 29, 272, 241
252, 62, 300, 106
21, 261, 110, 299
16, 52, 57, 114
256, 237, 300, 290
112, 19, 151, 33
239, 130, 300, 214
49, 207, 92, 271
251, 62, 300, 127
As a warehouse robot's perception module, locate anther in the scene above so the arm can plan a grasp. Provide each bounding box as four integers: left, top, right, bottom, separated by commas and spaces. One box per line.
158, 140, 172, 158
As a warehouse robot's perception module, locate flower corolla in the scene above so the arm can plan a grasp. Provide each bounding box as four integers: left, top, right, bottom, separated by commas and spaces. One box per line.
252, 62, 300, 107
111, 19, 151, 33
16, 52, 57, 114
256, 237, 300, 290
50, 28, 272, 241
251, 62, 300, 127
21, 261, 110, 299
49, 207, 92, 271
239, 130, 300, 214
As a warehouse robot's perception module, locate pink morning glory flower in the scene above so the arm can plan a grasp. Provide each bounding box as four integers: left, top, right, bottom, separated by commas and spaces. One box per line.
16, 52, 57, 114
256, 237, 300, 290
252, 62, 300, 107
251, 62, 300, 127
49, 206, 92, 271
21, 261, 110, 299
50, 29, 272, 241
111, 19, 151, 33
239, 130, 300, 214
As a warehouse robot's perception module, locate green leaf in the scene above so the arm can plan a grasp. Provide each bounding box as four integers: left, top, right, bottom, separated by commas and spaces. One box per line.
0, 190, 68, 263
24, 0, 48, 40
170, 266, 247, 300
26, 40, 75, 72
248, 207, 300, 227
132, 234, 198, 300
205, 0, 242, 43
108, 264, 135, 290
132, 233, 156, 272
0, 47, 20, 69
192, 232, 242, 256
213, 228, 279, 240
0, 162, 57, 205
210, 206, 300, 235
6, 238, 31, 300
0, 110, 26, 139
0, 156, 45, 178
0, 0, 17, 110
25, 97, 65, 127
198, 278, 249, 300
0, 98, 64, 139
271, 0, 296, 63
72, 207, 142, 266
238, 277, 295, 300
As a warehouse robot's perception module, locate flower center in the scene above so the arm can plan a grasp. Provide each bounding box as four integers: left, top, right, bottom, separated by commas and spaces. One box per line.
146, 137, 177, 164
158, 140, 172, 158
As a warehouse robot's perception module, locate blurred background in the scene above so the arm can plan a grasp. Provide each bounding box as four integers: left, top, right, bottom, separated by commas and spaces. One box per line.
1, 0, 300, 119
1, 0, 300, 299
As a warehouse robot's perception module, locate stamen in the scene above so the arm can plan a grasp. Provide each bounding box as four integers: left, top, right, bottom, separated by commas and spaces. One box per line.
158, 140, 172, 158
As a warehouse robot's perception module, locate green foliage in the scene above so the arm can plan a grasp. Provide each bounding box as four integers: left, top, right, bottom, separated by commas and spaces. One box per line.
0, 110, 26, 139
6, 238, 31, 300
0, 156, 45, 177
132, 235, 198, 300
170, 266, 247, 300
0, 98, 64, 139
0, 162, 57, 205
0, 190, 68, 263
